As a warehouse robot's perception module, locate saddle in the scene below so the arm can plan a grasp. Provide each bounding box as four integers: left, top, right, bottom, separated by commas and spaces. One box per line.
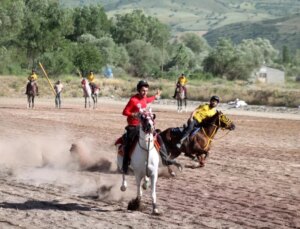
115, 134, 161, 158
171, 126, 201, 139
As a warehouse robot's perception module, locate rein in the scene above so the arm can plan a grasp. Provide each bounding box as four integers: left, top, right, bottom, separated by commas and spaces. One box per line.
138, 131, 155, 178
201, 124, 218, 151
201, 114, 232, 150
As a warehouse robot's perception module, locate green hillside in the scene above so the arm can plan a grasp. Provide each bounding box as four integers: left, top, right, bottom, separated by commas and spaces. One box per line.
203, 13, 300, 52
60, 0, 300, 33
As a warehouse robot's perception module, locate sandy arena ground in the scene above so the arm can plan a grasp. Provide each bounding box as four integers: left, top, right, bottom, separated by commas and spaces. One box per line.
0, 97, 299, 229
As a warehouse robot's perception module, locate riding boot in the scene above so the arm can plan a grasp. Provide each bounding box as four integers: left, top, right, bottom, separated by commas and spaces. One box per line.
122, 144, 130, 174
176, 119, 197, 149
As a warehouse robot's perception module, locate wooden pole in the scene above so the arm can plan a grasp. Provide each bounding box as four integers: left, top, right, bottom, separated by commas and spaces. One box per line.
38, 62, 56, 96
77, 69, 83, 78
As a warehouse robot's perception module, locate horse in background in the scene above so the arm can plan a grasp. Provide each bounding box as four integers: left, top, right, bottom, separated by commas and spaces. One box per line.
175, 85, 187, 112
90, 82, 100, 109
25, 80, 38, 109
159, 111, 235, 168
116, 108, 160, 215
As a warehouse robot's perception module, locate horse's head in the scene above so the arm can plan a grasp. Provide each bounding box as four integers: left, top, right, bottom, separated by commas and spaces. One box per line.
139, 108, 156, 133
217, 111, 235, 130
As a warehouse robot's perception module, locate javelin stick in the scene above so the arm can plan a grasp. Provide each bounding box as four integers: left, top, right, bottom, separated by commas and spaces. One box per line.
39, 62, 56, 96
77, 69, 83, 78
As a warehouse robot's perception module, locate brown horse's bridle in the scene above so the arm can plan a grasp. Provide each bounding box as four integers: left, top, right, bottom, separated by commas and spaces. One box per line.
201, 114, 232, 150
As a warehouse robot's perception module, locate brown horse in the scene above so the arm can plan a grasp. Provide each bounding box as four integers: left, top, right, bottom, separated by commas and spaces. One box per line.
175, 85, 187, 112
25, 80, 38, 109
159, 111, 235, 168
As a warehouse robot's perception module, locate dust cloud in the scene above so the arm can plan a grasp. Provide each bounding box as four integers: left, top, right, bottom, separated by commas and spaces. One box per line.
0, 131, 133, 201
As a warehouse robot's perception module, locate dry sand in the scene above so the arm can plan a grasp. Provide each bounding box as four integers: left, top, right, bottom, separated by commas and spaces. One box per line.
0, 97, 299, 228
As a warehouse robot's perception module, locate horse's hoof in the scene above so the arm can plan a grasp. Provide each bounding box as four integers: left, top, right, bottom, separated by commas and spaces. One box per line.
142, 182, 148, 190
120, 185, 127, 192
152, 208, 160, 215
175, 163, 183, 172
170, 171, 176, 177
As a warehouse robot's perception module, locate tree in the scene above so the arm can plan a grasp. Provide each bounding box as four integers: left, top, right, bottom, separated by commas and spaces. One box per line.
19, 0, 73, 67
70, 5, 111, 41
282, 45, 290, 64
126, 40, 161, 77
0, 0, 25, 45
111, 10, 170, 48
181, 33, 209, 54
203, 38, 278, 80
73, 43, 103, 76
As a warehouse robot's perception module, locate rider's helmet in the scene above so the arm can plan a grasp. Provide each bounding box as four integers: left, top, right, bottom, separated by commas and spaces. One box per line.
137, 80, 149, 91
210, 95, 220, 103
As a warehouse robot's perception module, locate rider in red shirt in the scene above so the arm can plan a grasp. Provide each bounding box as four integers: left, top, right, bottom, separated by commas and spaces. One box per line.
122, 80, 181, 174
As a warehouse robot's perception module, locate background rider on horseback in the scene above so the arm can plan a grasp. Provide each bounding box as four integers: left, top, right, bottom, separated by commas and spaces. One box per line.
122, 80, 180, 174
173, 73, 187, 99
28, 69, 38, 81
87, 70, 97, 94
176, 95, 220, 148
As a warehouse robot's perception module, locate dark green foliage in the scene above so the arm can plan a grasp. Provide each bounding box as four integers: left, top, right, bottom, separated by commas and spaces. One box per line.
69, 4, 111, 41
111, 10, 171, 48
73, 43, 104, 76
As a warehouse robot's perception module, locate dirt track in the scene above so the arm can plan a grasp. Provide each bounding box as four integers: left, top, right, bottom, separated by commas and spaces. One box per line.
0, 98, 299, 229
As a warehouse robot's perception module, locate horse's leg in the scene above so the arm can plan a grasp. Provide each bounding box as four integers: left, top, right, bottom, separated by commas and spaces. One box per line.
120, 173, 127, 191
179, 99, 182, 112
194, 152, 208, 168
84, 96, 87, 108
177, 99, 180, 112
27, 95, 30, 108
32, 96, 35, 109
136, 174, 143, 200
150, 173, 159, 215
142, 176, 150, 190
184, 98, 187, 112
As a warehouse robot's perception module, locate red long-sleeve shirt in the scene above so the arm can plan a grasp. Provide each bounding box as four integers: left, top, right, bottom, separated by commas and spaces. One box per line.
123, 94, 156, 126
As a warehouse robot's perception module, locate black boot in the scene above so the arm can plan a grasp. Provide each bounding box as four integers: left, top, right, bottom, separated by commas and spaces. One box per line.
176, 132, 189, 149
122, 142, 131, 174
176, 119, 197, 148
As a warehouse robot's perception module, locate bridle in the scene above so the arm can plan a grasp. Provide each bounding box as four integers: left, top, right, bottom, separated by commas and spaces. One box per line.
201, 113, 233, 150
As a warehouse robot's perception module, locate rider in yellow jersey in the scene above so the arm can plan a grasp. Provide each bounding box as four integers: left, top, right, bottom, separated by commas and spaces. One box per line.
173, 73, 187, 98
87, 71, 97, 93
87, 70, 95, 83
28, 69, 38, 81
176, 95, 220, 148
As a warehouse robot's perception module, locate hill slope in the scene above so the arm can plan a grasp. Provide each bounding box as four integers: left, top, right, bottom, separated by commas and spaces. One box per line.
60, 0, 300, 33
204, 13, 300, 52
60, 0, 300, 52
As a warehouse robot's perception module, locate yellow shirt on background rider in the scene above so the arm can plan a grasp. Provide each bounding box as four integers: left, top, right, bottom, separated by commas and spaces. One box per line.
87, 72, 95, 83
28, 73, 38, 81
193, 104, 217, 123
178, 76, 187, 86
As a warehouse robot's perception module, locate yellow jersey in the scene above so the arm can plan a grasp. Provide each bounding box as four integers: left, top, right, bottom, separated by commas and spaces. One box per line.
193, 104, 217, 123
87, 73, 95, 83
28, 73, 38, 81
178, 76, 187, 86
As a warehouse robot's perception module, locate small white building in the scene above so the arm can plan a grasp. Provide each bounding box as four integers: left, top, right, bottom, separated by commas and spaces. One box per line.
256, 66, 285, 84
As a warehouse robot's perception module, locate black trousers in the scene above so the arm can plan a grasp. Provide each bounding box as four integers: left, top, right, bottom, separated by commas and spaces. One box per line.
122, 125, 139, 173
122, 125, 177, 173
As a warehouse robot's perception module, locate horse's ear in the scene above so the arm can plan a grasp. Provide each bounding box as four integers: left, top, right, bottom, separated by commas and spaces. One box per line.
152, 114, 156, 120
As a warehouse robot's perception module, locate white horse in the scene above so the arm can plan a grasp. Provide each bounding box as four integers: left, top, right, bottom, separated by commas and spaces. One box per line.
117, 108, 160, 215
